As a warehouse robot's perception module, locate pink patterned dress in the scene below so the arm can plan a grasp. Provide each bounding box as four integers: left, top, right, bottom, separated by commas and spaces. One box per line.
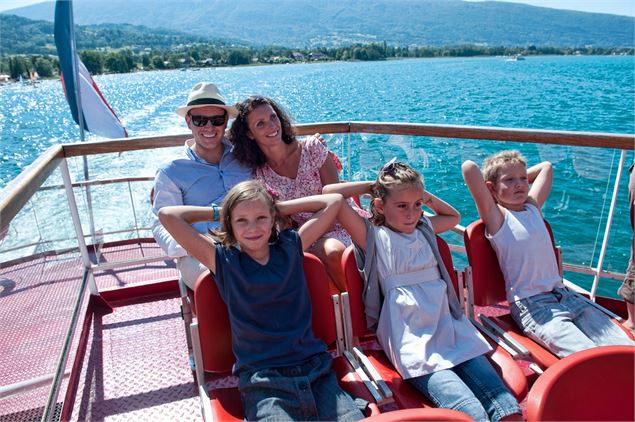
254, 137, 368, 245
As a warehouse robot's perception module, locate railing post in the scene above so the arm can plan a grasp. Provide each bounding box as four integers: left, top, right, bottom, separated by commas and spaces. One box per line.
127, 180, 144, 256
590, 149, 627, 300
41, 270, 91, 422
60, 158, 99, 295
347, 123, 352, 181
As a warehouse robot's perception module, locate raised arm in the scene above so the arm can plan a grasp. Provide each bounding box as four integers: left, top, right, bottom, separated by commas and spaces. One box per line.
151, 170, 187, 257
276, 193, 344, 251
159, 206, 217, 273
323, 181, 372, 250
527, 161, 553, 209
424, 191, 461, 234
461, 160, 504, 235
319, 153, 340, 186
323, 181, 373, 197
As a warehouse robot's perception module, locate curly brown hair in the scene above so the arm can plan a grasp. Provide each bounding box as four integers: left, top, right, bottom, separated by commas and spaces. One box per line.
228, 96, 297, 168
369, 161, 424, 226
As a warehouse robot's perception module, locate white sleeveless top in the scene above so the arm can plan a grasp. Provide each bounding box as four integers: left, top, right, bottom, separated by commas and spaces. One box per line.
374, 221, 490, 379
487, 203, 563, 303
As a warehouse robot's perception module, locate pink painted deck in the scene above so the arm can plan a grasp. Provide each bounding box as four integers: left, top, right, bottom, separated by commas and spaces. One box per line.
0, 240, 210, 421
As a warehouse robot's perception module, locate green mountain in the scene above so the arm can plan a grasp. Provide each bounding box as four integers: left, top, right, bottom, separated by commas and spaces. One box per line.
0, 14, 239, 55
3, 0, 634, 49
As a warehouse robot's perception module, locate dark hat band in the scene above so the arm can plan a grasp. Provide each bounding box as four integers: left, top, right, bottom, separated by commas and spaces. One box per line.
187, 98, 226, 107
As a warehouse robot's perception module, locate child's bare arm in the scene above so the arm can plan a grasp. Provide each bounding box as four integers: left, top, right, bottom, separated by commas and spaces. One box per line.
461, 160, 504, 234
424, 192, 461, 234
323, 181, 373, 197
527, 161, 553, 209
159, 206, 217, 273
276, 193, 344, 251
323, 182, 371, 250
339, 197, 369, 250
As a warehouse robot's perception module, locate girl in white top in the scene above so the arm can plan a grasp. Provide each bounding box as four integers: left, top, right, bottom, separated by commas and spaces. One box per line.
462, 150, 634, 358
325, 161, 522, 422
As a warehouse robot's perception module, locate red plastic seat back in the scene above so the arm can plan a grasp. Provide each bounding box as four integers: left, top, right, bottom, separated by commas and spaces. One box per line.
464, 219, 556, 306
527, 345, 635, 421
342, 236, 459, 337
194, 271, 235, 373
342, 246, 372, 338
195, 253, 338, 373
303, 252, 338, 347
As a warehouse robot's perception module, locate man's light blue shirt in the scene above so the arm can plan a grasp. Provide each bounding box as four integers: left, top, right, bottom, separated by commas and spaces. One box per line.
151, 138, 252, 257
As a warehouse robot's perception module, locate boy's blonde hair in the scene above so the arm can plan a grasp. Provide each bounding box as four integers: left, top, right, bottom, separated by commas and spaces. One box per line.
214, 180, 280, 246
370, 161, 423, 226
482, 150, 527, 183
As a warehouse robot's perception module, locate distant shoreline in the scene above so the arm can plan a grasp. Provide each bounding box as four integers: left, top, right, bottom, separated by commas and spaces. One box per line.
3, 50, 634, 84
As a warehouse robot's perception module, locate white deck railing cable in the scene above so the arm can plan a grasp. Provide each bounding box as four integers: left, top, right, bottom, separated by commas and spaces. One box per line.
590, 149, 627, 301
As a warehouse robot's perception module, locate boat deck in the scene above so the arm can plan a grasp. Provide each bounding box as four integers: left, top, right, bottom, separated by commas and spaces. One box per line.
69, 296, 203, 421
0, 240, 217, 421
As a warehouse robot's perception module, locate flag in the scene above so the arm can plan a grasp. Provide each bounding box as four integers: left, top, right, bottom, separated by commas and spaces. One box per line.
54, 0, 127, 139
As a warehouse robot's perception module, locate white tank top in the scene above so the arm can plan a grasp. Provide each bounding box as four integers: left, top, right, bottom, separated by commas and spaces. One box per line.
487, 203, 563, 302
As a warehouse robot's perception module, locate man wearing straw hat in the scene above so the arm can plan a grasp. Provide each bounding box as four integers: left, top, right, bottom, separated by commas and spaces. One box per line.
151, 82, 251, 289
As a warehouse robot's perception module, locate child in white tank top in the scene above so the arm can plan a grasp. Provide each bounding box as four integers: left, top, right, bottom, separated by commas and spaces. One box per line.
463, 150, 634, 358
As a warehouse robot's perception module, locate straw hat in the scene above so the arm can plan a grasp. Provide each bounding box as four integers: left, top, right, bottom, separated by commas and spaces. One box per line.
175, 82, 237, 117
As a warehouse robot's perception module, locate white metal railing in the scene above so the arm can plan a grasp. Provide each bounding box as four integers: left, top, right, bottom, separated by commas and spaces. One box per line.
0, 176, 154, 260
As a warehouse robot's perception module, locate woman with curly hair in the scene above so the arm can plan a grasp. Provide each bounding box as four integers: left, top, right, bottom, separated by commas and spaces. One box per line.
229, 95, 366, 291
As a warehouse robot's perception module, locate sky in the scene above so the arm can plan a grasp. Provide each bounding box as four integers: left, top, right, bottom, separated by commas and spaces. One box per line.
0, 0, 634, 16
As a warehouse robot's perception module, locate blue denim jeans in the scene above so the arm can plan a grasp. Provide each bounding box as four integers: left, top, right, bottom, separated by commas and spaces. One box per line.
511, 287, 634, 358
238, 352, 364, 421
408, 354, 521, 422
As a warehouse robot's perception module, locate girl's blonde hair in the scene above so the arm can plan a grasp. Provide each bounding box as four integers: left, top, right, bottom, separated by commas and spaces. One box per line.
370, 161, 424, 226
482, 150, 527, 183
214, 180, 280, 246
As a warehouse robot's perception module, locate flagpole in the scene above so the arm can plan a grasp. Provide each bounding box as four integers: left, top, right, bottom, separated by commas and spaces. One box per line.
68, 0, 85, 143
67, 0, 98, 244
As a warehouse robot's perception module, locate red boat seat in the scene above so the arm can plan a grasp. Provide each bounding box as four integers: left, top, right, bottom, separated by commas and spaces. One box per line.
526, 345, 635, 421
192, 252, 379, 421
341, 237, 527, 410
362, 407, 474, 421
463, 219, 560, 370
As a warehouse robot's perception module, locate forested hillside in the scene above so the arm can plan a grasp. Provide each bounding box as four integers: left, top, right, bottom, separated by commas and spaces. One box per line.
5, 0, 633, 48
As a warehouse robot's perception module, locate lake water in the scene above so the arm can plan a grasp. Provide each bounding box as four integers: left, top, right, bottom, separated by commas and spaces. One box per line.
0, 55, 633, 296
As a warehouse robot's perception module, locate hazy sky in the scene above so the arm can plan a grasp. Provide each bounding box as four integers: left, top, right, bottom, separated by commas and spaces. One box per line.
466, 0, 635, 16
0, 0, 634, 16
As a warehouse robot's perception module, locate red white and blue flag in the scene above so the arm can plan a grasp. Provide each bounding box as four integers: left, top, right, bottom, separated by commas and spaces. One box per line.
54, 0, 127, 139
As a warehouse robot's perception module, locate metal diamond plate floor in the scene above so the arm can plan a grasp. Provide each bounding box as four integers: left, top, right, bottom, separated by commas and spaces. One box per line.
70, 298, 202, 421
0, 240, 194, 421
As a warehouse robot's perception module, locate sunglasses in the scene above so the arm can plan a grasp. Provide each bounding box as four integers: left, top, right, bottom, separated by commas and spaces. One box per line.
189, 112, 227, 127
380, 157, 398, 174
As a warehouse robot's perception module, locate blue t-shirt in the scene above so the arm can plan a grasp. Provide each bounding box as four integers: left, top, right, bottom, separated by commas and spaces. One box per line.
214, 229, 326, 375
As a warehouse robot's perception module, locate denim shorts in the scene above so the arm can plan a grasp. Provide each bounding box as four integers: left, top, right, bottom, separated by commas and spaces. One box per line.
408, 354, 521, 422
237, 352, 364, 421
511, 288, 634, 357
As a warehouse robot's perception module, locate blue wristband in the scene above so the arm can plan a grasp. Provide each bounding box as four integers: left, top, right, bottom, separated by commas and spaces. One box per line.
212, 205, 221, 221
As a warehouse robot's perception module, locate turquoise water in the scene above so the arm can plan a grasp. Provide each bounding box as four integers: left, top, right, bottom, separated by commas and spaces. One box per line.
0, 55, 633, 296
